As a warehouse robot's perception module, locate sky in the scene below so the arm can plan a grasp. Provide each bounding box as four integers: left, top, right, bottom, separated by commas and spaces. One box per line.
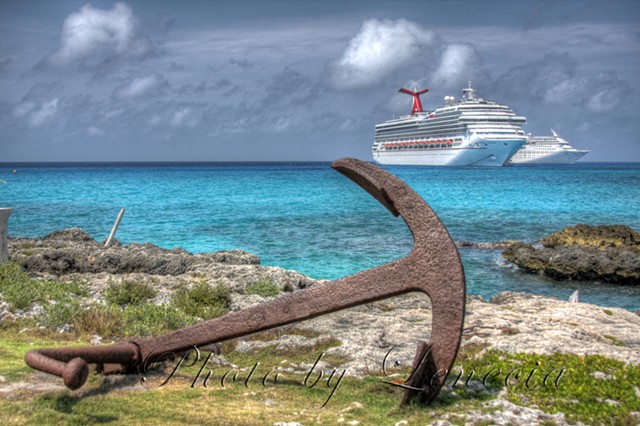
1, 0, 639, 162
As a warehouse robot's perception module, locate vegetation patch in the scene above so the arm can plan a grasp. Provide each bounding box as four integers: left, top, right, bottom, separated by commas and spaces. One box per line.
121, 304, 195, 337
602, 334, 626, 347
541, 224, 640, 250
41, 297, 83, 330
171, 281, 231, 320
0, 262, 87, 311
2, 260, 638, 424
246, 327, 326, 342
104, 280, 157, 306
73, 303, 124, 337
0, 331, 638, 425
455, 350, 640, 425
246, 277, 280, 297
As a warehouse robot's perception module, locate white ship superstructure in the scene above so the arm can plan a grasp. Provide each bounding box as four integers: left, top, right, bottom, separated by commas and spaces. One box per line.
372, 83, 528, 166
508, 129, 589, 164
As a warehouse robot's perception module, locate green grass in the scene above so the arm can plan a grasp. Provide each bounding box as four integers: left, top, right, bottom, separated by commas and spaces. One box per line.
120, 304, 195, 337
457, 349, 640, 425
104, 280, 157, 306
73, 303, 124, 337
0, 264, 227, 338
171, 282, 231, 320
1, 332, 638, 425
2, 262, 638, 424
245, 277, 280, 297
0, 262, 88, 311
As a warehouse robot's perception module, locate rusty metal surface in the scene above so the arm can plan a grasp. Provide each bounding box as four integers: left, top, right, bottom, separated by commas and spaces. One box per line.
24, 157, 465, 405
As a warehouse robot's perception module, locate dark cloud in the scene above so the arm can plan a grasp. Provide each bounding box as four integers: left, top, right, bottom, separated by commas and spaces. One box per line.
1, 2, 638, 161
586, 71, 631, 113
20, 81, 62, 102
495, 52, 579, 102
261, 67, 314, 107
493, 51, 633, 123
0, 58, 12, 73
175, 81, 208, 96
229, 58, 254, 69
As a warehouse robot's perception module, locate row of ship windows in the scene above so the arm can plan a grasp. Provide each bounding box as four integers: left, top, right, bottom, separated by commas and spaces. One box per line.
377, 138, 462, 150
377, 132, 465, 140
379, 144, 454, 151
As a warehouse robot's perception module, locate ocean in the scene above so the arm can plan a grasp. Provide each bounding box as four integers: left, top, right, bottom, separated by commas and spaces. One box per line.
1, 161, 639, 311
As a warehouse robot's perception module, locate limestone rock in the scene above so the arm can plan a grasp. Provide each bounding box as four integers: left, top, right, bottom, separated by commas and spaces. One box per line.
7, 228, 316, 300
5, 229, 640, 376
542, 224, 640, 250
502, 225, 640, 284
10, 229, 264, 278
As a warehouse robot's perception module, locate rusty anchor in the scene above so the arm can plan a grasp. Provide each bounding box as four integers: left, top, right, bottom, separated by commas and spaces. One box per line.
25, 157, 466, 405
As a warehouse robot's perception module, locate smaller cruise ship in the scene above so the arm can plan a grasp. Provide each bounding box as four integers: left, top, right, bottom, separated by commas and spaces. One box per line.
508, 129, 589, 164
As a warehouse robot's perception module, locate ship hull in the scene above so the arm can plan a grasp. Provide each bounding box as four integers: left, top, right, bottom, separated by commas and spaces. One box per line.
509, 149, 589, 164
373, 136, 525, 167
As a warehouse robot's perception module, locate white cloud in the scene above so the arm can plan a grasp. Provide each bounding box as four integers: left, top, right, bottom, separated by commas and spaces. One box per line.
28, 98, 58, 127
115, 73, 166, 98
543, 78, 585, 104
170, 107, 197, 128
47, 2, 149, 66
432, 43, 486, 89
330, 19, 439, 90
13, 102, 36, 118
585, 72, 628, 113
587, 90, 619, 113
87, 126, 104, 136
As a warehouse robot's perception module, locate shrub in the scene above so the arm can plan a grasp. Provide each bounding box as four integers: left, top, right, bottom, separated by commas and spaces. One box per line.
73, 303, 124, 337
246, 277, 280, 297
41, 297, 82, 330
122, 304, 194, 337
0, 262, 40, 310
171, 281, 231, 320
105, 280, 157, 306
0, 262, 87, 311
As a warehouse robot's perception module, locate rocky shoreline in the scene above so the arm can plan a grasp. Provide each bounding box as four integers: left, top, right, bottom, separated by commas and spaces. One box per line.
3, 227, 638, 366
2, 228, 640, 424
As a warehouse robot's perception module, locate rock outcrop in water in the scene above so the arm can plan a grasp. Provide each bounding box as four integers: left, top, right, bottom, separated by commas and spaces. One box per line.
502, 224, 640, 284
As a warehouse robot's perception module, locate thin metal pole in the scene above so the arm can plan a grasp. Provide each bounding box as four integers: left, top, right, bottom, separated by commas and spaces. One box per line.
0, 208, 12, 263
104, 208, 125, 247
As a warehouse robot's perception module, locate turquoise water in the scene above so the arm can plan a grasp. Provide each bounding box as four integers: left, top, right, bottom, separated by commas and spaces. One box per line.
1, 162, 639, 311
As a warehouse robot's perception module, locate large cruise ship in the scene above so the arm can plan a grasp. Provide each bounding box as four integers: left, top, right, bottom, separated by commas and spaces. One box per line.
508, 129, 589, 164
372, 83, 527, 166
